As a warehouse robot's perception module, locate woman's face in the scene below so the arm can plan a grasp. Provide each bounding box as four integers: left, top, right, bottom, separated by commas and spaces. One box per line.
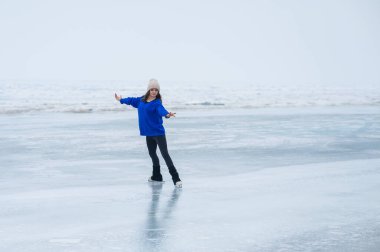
149, 88, 159, 98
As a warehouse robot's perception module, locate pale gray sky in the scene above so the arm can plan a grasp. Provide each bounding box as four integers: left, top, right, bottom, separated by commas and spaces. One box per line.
0, 0, 379, 84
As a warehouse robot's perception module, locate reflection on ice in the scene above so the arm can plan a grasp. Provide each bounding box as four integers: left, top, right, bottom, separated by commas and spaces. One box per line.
143, 183, 181, 251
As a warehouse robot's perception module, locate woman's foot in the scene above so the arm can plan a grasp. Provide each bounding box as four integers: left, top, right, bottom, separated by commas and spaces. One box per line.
175, 181, 182, 188
148, 177, 164, 182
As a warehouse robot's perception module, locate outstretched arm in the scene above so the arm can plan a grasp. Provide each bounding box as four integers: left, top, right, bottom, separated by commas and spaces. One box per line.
157, 102, 176, 118
116, 93, 141, 108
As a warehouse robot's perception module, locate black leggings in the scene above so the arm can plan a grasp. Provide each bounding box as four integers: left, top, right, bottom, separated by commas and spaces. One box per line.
146, 135, 180, 183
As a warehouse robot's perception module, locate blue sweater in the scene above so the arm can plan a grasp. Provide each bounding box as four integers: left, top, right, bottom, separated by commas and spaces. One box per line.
120, 96, 169, 136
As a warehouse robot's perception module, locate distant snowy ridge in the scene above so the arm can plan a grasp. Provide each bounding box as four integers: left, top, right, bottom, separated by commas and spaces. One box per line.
1, 80, 379, 114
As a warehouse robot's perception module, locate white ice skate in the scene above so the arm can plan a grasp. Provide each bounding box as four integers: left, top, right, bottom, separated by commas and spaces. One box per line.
175, 181, 182, 188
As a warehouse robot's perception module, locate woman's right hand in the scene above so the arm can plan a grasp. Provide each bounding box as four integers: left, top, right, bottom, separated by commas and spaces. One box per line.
115, 93, 122, 101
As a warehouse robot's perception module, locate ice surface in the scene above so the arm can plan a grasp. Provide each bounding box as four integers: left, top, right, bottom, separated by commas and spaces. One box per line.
1, 106, 380, 251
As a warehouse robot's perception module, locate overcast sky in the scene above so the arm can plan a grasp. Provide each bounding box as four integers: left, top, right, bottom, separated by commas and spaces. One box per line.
0, 0, 379, 84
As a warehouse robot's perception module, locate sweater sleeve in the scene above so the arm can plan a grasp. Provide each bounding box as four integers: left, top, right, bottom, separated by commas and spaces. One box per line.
157, 102, 169, 117
120, 97, 141, 108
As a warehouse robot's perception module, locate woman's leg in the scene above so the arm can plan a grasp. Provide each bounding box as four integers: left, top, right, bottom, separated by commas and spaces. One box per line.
146, 136, 162, 181
156, 135, 181, 184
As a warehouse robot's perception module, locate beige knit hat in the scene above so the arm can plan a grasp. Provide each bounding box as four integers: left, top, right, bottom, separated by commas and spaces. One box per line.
147, 79, 160, 91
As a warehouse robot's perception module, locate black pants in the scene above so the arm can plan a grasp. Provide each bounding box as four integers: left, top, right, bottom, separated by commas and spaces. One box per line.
146, 135, 181, 184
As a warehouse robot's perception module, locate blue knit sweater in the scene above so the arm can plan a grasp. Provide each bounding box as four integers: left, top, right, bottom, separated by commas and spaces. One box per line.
120, 96, 169, 136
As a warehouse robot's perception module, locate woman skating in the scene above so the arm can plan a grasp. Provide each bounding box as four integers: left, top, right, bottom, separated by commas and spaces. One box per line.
114, 79, 182, 188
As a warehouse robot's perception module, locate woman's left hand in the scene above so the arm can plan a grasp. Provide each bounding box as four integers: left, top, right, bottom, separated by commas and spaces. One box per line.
166, 112, 176, 118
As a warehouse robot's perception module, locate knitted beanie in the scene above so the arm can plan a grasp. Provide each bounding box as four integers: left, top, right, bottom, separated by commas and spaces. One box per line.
147, 79, 160, 91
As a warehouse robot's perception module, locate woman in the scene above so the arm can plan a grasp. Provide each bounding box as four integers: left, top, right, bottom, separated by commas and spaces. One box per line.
114, 79, 182, 188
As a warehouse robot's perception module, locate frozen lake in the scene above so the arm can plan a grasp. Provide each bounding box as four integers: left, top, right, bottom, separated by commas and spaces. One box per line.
1, 106, 380, 251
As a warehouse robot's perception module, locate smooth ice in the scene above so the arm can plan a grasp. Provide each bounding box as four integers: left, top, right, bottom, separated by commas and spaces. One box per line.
1, 106, 380, 251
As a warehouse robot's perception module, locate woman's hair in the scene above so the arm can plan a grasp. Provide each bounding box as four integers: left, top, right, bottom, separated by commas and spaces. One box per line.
142, 90, 162, 102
